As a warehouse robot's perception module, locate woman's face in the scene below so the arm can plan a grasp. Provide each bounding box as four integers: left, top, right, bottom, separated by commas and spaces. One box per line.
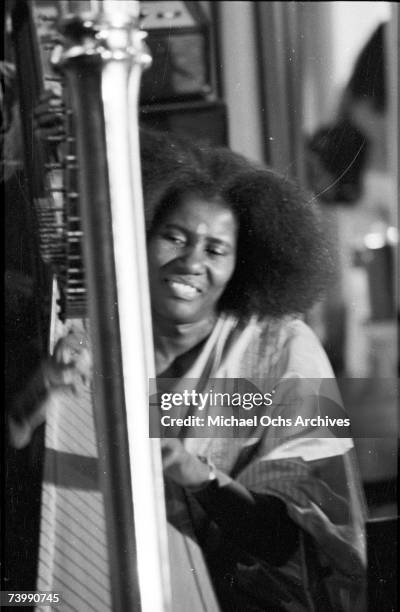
147, 195, 238, 325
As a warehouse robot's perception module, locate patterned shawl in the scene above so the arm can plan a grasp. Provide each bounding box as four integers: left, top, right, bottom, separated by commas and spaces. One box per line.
163, 314, 367, 612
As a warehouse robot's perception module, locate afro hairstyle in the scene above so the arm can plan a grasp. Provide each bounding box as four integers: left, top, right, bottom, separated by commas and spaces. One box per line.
140, 128, 333, 319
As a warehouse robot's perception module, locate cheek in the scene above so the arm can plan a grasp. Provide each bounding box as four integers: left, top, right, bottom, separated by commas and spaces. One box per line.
213, 258, 236, 292
147, 239, 176, 269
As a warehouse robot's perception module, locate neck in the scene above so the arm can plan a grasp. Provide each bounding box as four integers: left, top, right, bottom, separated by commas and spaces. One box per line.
153, 313, 217, 373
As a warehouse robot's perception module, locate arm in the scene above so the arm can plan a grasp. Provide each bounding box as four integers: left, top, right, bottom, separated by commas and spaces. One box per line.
161, 440, 299, 564
8, 331, 92, 449
192, 473, 299, 564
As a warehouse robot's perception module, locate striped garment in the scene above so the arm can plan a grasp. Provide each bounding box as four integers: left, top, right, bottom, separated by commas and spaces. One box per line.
163, 314, 367, 612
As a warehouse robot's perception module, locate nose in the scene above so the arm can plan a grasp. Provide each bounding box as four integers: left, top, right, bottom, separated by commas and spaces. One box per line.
178, 244, 205, 274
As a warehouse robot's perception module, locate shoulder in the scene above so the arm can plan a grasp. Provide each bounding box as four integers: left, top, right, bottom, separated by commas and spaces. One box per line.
213, 314, 335, 379
253, 316, 335, 379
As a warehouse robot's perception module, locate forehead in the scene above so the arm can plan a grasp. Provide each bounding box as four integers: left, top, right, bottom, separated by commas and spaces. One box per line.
160, 194, 238, 238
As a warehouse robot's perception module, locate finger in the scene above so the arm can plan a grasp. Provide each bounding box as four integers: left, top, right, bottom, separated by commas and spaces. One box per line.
50, 334, 93, 384
8, 383, 51, 449
53, 335, 83, 364
53, 341, 75, 366
42, 360, 81, 390
8, 415, 35, 449
74, 350, 93, 382
160, 439, 183, 467
54, 333, 92, 361
55, 331, 86, 351
8, 385, 70, 449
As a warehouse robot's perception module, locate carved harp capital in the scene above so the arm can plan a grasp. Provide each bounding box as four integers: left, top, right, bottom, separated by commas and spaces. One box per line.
53, 0, 152, 71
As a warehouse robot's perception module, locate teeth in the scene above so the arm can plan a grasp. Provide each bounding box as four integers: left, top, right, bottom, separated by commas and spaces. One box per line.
169, 281, 199, 299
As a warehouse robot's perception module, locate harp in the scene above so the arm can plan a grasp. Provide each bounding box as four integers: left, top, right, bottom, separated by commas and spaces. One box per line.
10, 1, 219, 610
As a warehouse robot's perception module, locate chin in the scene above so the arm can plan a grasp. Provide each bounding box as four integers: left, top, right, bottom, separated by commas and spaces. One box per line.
154, 301, 198, 324
167, 308, 202, 325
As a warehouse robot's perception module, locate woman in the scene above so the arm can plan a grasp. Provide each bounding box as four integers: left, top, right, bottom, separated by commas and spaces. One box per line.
9, 128, 366, 611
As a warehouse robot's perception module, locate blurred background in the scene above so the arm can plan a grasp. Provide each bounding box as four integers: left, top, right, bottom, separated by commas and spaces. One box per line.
137, 0, 399, 520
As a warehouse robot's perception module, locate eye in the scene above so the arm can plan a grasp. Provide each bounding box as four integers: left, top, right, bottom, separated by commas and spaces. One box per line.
206, 243, 228, 256
163, 232, 186, 246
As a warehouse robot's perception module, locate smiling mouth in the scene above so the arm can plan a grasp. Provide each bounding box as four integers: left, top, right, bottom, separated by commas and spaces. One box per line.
165, 279, 202, 300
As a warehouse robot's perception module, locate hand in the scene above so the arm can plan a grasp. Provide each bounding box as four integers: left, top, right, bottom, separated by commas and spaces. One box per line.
50, 330, 92, 386
8, 331, 92, 449
161, 438, 211, 489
